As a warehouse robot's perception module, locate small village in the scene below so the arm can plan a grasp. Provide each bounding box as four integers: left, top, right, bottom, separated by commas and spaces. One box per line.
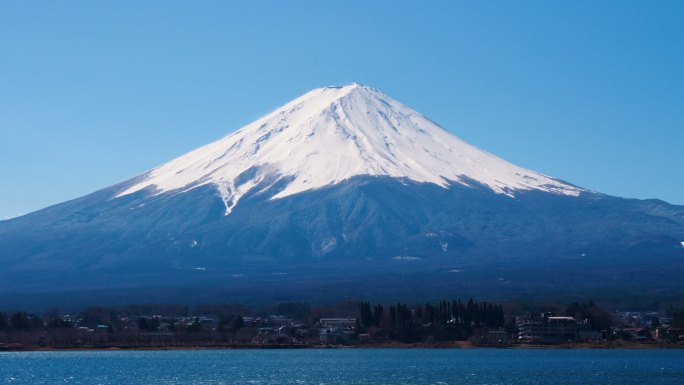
1, 301, 683, 350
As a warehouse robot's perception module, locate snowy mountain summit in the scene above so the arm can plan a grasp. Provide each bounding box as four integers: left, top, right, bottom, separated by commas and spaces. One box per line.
118, 83, 582, 214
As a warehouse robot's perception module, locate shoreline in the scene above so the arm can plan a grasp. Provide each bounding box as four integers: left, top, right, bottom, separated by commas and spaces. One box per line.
2, 341, 683, 352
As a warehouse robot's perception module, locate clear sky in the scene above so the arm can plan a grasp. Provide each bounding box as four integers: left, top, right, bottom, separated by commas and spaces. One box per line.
1, 0, 683, 219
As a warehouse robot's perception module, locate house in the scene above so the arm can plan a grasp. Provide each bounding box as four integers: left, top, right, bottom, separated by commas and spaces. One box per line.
578, 330, 603, 342
518, 316, 578, 343
655, 326, 682, 342
319, 318, 356, 329
319, 327, 351, 344
623, 328, 650, 342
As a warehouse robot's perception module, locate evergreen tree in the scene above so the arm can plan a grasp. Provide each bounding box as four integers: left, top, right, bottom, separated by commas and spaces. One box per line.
372, 305, 384, 327
359, 302, 373, 328
672, 310, 684, 329
10, 311, 34, 331
234, 315, 245, 330
138, 317, 149, 331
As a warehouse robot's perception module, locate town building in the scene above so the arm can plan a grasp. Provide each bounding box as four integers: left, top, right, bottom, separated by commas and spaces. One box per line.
518, 316, 578, 343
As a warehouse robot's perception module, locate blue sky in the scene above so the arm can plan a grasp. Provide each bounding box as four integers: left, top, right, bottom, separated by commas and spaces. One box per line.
1, 0, 683, 219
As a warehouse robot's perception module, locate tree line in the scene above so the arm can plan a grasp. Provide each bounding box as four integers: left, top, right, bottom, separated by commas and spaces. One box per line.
358, 298, 505, 342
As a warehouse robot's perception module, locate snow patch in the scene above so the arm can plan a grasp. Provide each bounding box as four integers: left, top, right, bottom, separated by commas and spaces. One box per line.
680, 241, 684, 248
321, 238, 337, 254
392, 256, 421, 261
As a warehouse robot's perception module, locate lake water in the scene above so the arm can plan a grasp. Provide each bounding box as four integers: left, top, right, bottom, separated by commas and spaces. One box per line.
1, 348, 683, 384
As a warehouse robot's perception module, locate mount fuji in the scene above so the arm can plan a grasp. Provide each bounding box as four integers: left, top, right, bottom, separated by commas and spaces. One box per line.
1, 84, 683, 308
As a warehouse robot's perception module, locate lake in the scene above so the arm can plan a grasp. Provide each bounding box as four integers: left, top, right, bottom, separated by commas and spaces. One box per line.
1, 348, 683, 384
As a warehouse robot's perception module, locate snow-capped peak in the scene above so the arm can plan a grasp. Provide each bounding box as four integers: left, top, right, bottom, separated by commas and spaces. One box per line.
116, 83, 583, 214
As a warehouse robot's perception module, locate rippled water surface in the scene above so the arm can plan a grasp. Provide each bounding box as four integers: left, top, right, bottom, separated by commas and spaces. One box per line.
1, 348, 683, 384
